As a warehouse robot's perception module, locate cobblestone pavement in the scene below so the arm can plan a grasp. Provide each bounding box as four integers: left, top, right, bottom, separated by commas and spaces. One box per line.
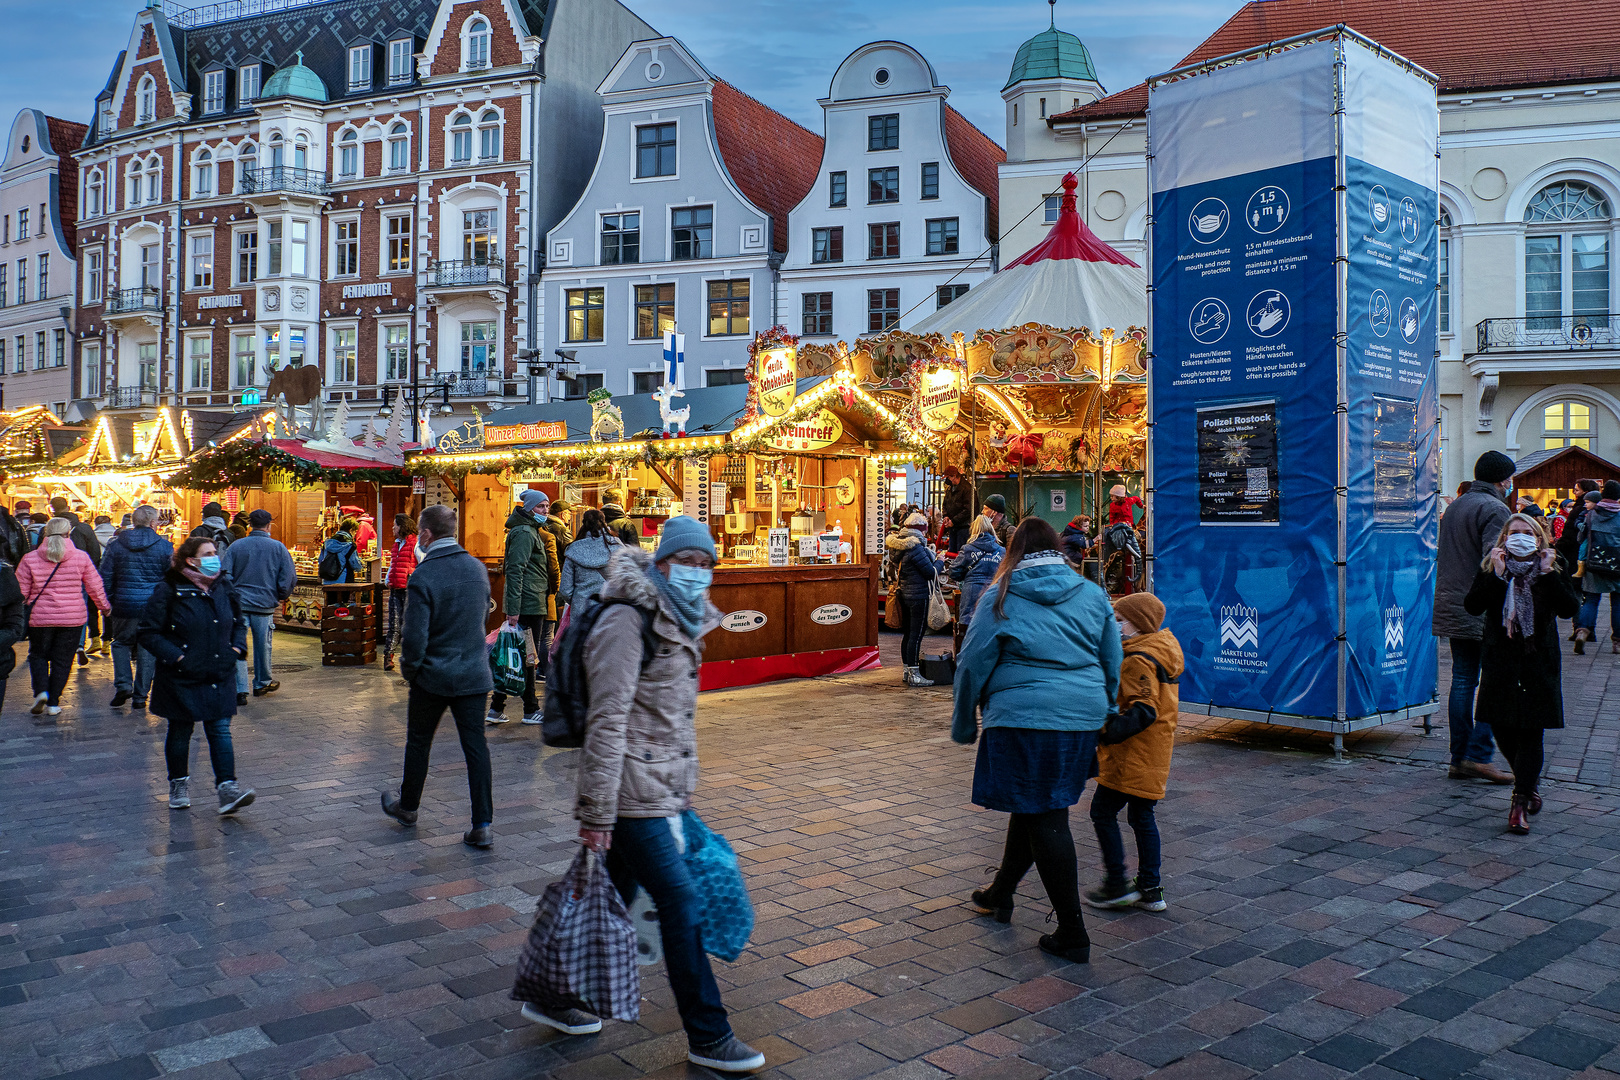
7, 627, 1620, 1080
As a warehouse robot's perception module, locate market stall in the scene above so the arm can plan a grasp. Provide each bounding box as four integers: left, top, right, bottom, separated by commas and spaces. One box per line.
409, 351, 937, 689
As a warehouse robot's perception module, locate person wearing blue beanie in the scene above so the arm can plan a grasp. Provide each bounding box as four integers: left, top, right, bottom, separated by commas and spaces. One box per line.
653, 515, 717, 565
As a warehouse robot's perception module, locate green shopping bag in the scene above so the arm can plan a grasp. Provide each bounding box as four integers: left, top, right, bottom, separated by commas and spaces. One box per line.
489, 626, 526, 696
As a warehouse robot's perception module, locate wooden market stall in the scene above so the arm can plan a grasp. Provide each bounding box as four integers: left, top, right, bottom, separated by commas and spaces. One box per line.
409, 347, 938, 689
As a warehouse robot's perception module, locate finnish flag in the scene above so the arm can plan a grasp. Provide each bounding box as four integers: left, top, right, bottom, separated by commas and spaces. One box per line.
662, 330, 686, 390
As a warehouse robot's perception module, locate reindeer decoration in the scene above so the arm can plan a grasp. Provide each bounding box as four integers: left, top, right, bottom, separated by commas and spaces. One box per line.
651, 384, 690, 438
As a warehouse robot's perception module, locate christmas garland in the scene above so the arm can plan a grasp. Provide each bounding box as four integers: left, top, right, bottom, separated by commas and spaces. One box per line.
166, 439, 407, 491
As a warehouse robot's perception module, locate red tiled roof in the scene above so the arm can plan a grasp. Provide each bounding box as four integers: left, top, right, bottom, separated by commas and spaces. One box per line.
1054, 0, 1620, 124
45, 116, 88, 250
712, 81, 824, 253
943, 105, 1007, 241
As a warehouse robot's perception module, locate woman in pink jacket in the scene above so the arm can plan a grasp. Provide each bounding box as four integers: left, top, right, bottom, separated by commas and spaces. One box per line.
17, 518, 110, 715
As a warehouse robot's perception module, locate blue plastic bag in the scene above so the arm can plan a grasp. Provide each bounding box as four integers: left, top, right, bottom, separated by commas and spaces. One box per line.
680, 810, 753, 962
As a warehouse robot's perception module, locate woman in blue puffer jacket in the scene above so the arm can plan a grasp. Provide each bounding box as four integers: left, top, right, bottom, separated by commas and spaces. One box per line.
952, 516, 1121, 964
947, 515, 1004, 627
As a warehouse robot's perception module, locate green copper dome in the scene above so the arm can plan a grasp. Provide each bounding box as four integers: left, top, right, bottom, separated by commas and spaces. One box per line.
1004, 27, 1097, 90
261, 52, 328, 103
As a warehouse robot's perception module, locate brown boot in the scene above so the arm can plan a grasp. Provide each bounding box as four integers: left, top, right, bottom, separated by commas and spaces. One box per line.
1574, 628, 1590, 654
1508, 795, 1530, 835
1457, 759, 1514, 785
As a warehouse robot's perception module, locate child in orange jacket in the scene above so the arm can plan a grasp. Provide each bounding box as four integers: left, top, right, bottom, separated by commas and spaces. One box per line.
1088, 593, 1182, 911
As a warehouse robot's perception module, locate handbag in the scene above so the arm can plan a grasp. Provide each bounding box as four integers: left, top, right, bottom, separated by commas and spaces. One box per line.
884, 593, 902, 630
680, 809, 753, 962
511, 847, 639, 1020
22, 559, 65, 631
926, 576, 951, 631
488, 625, 526, 696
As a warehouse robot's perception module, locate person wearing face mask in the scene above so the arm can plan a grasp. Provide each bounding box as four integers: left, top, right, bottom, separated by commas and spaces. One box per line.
1432, 451, 1516, 785
1087, 593, 1183, 913
138, 537, 253, 815
1463, 515, 1579, 835
565, 516, 764, 1074
1573, 480, 1620, 654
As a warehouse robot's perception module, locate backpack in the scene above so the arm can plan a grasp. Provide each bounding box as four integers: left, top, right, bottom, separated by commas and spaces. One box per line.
318, 541, 354, 582
191, 524, 231, 551
1586, 527, 1620, 575
540, 596, 659, 748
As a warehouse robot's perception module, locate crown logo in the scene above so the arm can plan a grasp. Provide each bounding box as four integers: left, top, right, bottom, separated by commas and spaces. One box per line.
1219, 604, 1259, 649
1385, 605, 1404, 650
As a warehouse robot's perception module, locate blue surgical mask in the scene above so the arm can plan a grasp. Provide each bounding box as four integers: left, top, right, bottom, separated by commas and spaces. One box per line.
666, 563, 713, 603
198, 555, 222, 576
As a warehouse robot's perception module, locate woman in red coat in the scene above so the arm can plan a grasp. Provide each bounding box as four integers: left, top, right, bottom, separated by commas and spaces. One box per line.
383, 514, 418, 671
17, 518, 110, 715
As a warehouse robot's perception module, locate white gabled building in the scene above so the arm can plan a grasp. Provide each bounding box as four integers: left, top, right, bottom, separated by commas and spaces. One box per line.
780, 41, 1005, 344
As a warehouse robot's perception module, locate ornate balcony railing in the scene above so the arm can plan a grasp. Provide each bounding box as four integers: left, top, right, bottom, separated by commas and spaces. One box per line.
242, 165, 328, 197
108, 386, 158, 409
437, 374, 508, 397
430, 258, 506, 287
105, 287, 162, 315
1476, 314, 1620, 354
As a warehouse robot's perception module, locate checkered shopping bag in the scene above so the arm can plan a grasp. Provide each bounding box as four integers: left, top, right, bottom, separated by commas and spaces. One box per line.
511, 847, 639, 1020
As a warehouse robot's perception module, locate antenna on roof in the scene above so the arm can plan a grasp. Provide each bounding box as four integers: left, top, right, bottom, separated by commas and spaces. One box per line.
1049, 0, 1056, 28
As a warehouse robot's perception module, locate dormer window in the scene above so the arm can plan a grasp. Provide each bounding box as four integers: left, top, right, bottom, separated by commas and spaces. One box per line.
348, 45, 372, 92
465, 18, 490, 70
338, 130, 358, 177
98, 104, 113, 136
478, 110, 500, 161
137, 75, 156, 123
203, 70, 225, 115
388, 37, 413, 85
239, 64, 260, 105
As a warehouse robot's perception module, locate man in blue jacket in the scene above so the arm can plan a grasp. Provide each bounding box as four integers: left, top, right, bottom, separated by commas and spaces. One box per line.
223, 509, 297, 701
99, 504, 174, 708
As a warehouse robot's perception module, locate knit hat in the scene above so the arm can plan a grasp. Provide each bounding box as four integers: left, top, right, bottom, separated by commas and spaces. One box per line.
1110, 484, 1128, 499
982, 494, 1007, 514
1114, 593, 1165, 634
518, 489, 549, 513
248, 508, 273, 528
653, 515, 716, 563
202, 501, 225, 518
1474, 450, 1516, 483
904, 512, 929, 529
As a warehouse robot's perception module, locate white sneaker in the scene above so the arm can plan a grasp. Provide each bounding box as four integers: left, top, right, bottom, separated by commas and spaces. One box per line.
29, 692, 47, 715
521, 710, 544, 725
46, 705, 61, 716
486, 710, 510, 724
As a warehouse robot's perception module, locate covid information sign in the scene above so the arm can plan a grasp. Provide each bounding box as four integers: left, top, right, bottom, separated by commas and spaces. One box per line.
1149, 32, 1439, 727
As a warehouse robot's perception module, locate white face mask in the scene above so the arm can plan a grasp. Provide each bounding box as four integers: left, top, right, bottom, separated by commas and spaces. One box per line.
1503, 533, 1538, 558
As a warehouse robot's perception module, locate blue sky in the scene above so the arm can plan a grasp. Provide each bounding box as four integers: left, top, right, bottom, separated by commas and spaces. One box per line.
0, 0, 1238, 137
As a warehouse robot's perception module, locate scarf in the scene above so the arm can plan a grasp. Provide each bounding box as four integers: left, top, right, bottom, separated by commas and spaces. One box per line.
1501, 555, 1539, 642
1602, 500, 1620, 512
179, 566, 218, 593
649, 566, 706, 640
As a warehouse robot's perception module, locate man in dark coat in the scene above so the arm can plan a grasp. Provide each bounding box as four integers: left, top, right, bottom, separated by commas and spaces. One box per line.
0, 506, 30, 565
940, 466, 974, 552
601, 499, 640, 548
0, 559, 26, 715
1433, 450, 1516, 784
50, 497, 103, 563
490, 488, 558, 724
100, 504, 175, 708
383, 504, 496, 848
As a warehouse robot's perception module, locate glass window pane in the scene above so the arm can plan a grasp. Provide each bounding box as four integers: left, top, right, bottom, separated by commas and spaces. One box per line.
1572, 234, 1609, 319
1544, 404, 1565, 431
1569, 403, 1591, 429
1525, 235, 1561, 325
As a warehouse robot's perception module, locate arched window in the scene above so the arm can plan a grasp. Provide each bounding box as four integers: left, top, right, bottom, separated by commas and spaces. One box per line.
388, 122, 409, 171
237, 140, 257, 191
450, 113, 472, 165
195, 148, 213, 195
478, 109, 499, 161
1438, 208, 1452, 334
1542, 400, 1594, 451
1525, 180, 1612, 328
86, 169, 103, 217
293, 135, 308, 171
144, 157, 163, 203
339, 130, 358, 177
466, 18, 491, 70
137, 75, 156, 122
125, 158, 142, 207
269, 133, 284, 169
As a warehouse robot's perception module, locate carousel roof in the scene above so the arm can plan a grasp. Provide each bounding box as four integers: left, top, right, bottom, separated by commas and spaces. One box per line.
906, 171, 1146, 337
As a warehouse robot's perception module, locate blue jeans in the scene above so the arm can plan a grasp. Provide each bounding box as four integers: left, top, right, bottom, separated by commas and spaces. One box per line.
1578, 591, 1620, 637
605, 817, 731, 1047
1090, 784, 1162, 891
1447, 638, 1495, 766
109, 616, 153, 700
165, 716, 234, 784
235, 613, 275, 691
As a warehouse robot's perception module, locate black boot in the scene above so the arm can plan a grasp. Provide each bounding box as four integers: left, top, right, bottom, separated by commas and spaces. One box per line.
970, 886, 1014, 924
1039, 910, 1091, 963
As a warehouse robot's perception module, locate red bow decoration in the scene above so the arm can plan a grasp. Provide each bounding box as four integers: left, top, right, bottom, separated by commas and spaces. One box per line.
1005, 433, 1045, 468
840, 386, 855, 409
